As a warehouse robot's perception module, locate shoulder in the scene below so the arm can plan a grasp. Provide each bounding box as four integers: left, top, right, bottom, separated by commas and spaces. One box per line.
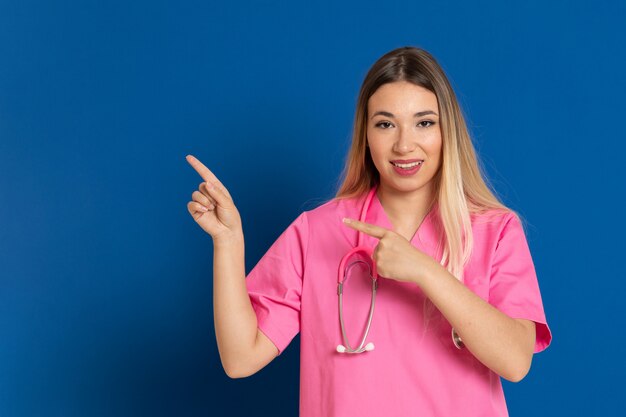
470, 208, 523, 244
300, 194, 364, 226
471, 207, 518, 226
277, 194, 365, 243
291, 194, 366, 249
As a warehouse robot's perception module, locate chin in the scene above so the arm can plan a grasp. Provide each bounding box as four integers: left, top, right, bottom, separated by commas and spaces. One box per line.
381, 175, 434, 194
382, 180, 422, 192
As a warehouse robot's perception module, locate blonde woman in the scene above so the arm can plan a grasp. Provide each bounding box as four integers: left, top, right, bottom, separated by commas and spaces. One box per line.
187, 46, 552, 417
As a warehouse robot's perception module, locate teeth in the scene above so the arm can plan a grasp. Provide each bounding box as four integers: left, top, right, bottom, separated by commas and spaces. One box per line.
392, 161, 423, 168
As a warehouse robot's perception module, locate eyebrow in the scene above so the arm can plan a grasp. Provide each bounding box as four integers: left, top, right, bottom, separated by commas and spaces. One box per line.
370, 110, 438, 119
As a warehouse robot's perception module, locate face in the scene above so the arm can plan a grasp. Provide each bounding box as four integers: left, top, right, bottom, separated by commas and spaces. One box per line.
366, 80, 442, 198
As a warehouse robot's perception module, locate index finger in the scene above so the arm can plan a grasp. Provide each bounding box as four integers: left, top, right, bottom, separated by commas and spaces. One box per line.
342, 218, 388, 239
186, 154, 223, 186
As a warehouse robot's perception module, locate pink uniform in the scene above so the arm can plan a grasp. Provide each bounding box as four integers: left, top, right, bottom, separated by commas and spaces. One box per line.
245, 187, 552, 417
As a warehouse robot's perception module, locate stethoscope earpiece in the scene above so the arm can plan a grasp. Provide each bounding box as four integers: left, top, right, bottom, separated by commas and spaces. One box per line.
336, 342, 375, 354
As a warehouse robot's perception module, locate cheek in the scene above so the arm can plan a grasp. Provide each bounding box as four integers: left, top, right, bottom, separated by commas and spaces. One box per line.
425, 135, 443, 158
423, 137, 443, 173
366, 135, 385, 160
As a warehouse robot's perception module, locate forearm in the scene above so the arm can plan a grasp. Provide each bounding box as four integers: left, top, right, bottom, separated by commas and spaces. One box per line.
416, 258, 534, 382
213, 233, 258, 376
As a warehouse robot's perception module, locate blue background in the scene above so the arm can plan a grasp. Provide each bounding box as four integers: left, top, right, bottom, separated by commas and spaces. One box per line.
1, 0, 624, 415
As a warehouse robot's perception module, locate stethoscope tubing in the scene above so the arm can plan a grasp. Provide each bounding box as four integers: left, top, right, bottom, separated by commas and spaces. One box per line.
336, 185, 379, 354
338, 259, 377, 353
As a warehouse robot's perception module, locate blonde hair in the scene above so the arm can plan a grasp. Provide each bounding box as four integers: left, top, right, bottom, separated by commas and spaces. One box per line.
333, 46, 518, 282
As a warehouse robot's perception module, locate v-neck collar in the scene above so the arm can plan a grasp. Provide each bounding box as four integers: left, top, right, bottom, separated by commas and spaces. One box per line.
366, 185, 439, 252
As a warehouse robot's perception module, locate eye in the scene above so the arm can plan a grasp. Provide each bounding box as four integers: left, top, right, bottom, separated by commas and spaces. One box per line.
375, 121, 393, 129
418, 120, 435, 128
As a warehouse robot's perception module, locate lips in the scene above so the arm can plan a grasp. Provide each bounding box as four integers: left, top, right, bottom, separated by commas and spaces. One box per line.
390, 159, 424, 164
390, 159, 424, 169
391, 160, 422, 176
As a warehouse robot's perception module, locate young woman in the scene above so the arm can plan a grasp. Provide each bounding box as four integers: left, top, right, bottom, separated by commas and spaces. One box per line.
186, 46, 552, 417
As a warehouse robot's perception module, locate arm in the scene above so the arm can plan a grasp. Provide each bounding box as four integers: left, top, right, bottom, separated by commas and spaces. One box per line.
341, 216, 543, 382
213, 234, 278, 378
185, 155, 279, 378
417, 258, 536, 382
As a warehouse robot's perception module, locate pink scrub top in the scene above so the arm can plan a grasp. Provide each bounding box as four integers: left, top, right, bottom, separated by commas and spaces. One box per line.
245, 188, 552, 417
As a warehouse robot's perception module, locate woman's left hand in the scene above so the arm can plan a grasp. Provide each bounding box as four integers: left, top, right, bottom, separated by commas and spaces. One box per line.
342, 217, 436, 285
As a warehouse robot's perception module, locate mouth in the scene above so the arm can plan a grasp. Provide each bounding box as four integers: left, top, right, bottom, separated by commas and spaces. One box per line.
390, 159, 424, 169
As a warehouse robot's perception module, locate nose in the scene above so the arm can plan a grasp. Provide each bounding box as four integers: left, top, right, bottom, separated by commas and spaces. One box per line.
392, 126, 416, 153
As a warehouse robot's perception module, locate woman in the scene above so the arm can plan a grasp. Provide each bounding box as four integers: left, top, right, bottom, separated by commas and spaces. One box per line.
186, 46, 552, 416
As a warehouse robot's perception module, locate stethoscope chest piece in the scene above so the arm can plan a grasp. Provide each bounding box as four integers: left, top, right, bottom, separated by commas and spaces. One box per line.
452, 328, 465, 349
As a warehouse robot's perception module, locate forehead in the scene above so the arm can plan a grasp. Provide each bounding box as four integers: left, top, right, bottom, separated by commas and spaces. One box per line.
368, 81, 438, 114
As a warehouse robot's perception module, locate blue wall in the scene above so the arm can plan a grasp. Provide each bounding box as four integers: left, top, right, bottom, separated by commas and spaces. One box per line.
1, 0, 623, 415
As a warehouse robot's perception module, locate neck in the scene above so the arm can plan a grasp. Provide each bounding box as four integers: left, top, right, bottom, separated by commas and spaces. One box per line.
376, 182, 437, 225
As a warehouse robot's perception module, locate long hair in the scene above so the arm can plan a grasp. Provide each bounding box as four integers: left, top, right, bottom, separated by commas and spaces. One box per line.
333, 46, 517, 282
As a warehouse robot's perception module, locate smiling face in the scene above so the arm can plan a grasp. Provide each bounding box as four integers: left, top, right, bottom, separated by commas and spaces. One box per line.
366, 80, 443, 199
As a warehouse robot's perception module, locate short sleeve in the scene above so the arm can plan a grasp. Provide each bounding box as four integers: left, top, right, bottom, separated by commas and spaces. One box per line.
488, 213, 552, 353
245, 211, 309, 355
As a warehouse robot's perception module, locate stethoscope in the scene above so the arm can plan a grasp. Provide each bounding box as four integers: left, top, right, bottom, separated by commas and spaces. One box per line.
336, 184, 465, 354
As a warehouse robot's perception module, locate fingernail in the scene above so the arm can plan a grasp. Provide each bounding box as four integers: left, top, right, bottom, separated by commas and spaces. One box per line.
207, 182, 215, 190
200, 206, 208, 211
342, 218, 351, 224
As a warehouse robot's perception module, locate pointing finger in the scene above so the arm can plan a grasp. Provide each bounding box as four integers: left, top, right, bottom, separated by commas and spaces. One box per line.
186, 154, 223, 187
342, 218, 388, 239
186, 154, 233, 200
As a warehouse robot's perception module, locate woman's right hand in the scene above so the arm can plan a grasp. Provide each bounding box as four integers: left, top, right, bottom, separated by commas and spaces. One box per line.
186, 154, 243, 244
